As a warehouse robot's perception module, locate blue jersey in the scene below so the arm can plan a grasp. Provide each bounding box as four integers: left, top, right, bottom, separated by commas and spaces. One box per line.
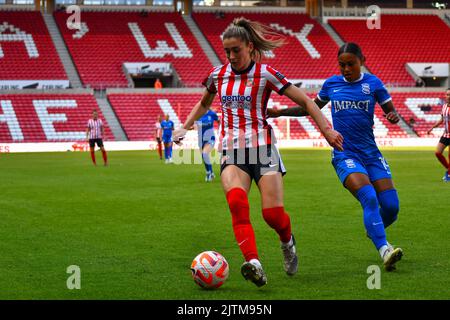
196, 110, 218, 143
160, 120, 174, 137
317, 73, 391, 159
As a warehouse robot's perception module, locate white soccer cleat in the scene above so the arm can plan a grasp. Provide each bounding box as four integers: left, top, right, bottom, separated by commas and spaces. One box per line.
382, 246, 403, 271
281, 235, 298, 276
241, 259, 267, 287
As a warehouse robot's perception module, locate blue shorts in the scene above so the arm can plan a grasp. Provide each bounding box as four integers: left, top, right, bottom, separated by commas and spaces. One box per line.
332, 150, 392, 185
162, 135, 172, 144
199, 137, 215, 150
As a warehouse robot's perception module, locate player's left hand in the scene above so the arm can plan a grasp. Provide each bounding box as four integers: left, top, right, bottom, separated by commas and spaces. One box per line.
173, 127, 188, 145
385, 111, 400, 124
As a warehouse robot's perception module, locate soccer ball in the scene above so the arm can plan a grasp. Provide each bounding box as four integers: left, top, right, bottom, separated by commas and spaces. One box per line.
190, 251, 229, 289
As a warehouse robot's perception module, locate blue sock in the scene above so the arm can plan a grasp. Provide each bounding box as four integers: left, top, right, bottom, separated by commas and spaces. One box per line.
169, 145, 172, 158
164, 147, 168, 159
377, 189, 399, 228
356, 185, 387, 250
202, 152, 211, 173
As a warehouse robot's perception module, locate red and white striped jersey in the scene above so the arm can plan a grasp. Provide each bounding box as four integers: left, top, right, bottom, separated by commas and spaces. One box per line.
203, 61, 291, 150
155, 122, 162, 139
442, 103, 450, 138
87, 118, 103, 140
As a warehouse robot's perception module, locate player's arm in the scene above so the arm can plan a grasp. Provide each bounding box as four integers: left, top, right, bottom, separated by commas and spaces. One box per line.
173, 89, 215, 142
283, 85, 343, 150
267, 97, 327, 118
380, 100, 400, 124
427, 115, 443, 134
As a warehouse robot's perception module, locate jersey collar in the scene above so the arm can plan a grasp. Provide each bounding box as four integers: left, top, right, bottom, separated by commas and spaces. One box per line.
231, 60, 255, 75
343, 72, 364, 83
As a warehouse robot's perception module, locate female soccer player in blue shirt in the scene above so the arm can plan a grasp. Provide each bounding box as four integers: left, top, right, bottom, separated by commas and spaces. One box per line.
196, 108, 220, 182
269, 43, 403, 271
161, 114, 174, 164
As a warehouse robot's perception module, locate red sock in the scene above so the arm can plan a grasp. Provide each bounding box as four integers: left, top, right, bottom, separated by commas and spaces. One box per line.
262, 207, 292, 243
435, 152, 448, 169
226, 188, 258, 262
90, 149, 96, 165
157, 142, 162, 159
102, 149, 108, 165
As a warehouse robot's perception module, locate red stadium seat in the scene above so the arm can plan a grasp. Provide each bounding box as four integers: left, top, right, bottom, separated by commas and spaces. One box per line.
192, 12, 340, 81
53, 12, 213, 89
328, 15, 450, 87
0, 94, 114, 142
0, 11, 67, 81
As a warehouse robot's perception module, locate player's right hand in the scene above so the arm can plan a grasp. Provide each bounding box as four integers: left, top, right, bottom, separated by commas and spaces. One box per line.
323, 128, 344, 151
173, 127, 188, 145
266, 108, 281, 118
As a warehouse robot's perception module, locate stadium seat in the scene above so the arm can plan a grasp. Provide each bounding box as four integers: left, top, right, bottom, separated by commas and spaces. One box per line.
53, 12, 213, 89
328, 15, 450, 86
0, 11, 67, 81
0, 94, 113, 142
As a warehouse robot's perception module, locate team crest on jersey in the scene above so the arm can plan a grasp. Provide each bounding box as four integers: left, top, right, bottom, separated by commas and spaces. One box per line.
246, 80, 254, 87
345, 159, 356, 168
361, 83, 371, 94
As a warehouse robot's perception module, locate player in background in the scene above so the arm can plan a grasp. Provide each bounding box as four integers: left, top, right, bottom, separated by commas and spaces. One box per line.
196, 107, 220, 182
161, 114, 174, 164
155, 114, 163, 160
268, 42, 402, 271
174, 17, 343, 287
427, 88, 450, 182
86, 109, 108, 166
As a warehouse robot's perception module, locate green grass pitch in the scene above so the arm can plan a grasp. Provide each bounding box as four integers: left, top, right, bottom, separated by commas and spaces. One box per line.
0, 149, 449, 299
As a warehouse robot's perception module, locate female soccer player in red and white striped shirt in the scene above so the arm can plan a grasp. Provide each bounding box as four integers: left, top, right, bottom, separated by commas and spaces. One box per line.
428, 88, 450, 181
174, 17, 343, 287
155, 114, 163, 160
86, 110, 108, 166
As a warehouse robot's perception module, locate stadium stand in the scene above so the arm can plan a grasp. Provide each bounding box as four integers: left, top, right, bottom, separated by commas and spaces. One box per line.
192, 12, 340, 81
53, 11, 213, 89
391, 91, 446, 137
0, 93, 114, 142
328, 15, 450, 87
0, 11, 67, 82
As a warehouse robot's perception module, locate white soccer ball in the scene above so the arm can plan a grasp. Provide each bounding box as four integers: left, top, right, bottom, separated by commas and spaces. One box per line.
190, 251, 229, 289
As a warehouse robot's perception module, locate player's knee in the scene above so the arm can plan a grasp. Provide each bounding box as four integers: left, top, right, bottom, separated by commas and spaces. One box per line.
378, 189, 400, 217
435, 151, 443, 157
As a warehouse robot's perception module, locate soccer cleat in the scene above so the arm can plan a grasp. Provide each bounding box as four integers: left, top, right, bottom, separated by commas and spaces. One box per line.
211, 172, 216, 180
281, 235, 298, 276
383, 247, 403, 271
205, 173, 212, 182
241, 260, 267, 287
443, 172, 450, 182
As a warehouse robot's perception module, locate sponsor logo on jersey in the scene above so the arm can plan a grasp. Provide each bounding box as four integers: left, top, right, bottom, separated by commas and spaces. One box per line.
275, 71, 285, 81
333, 100, 370, 113
221, 95, 253, 110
